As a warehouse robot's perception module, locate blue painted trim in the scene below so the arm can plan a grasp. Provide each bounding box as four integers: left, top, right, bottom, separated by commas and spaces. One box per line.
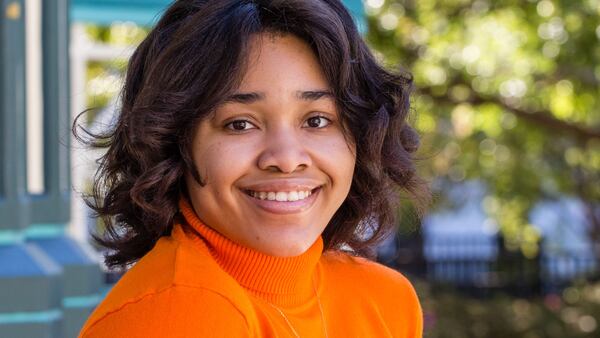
0, 309, 62, 324
71, 0, 365, 29
0, 230, 24, 245
344, 0, 366, 33
24, 243, 63, 275
63, 294, 102, 308
25, 224, 65, 239
0, 224, 65, 245
71, 6, 166, 26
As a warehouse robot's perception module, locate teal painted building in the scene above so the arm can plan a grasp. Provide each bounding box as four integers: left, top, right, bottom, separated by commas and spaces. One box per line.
0, 1, 364, 337
1, 1, 97, 337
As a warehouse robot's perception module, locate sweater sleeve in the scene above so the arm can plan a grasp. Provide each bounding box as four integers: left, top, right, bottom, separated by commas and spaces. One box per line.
407, 280, 424, 338
79, 286, 251, 338
389, 271, 423, 338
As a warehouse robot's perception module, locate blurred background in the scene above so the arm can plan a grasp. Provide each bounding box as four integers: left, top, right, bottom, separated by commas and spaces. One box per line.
0, 0, 598, 337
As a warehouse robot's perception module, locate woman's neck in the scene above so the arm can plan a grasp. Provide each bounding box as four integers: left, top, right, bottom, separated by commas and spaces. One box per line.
179, 197, 324, 307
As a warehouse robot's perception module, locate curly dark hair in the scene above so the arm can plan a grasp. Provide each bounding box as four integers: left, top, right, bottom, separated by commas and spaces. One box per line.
75, 0, 431, 269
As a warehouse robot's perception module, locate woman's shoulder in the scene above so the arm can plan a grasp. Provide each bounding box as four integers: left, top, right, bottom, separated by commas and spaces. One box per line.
321, 249, 417, 292
78, 227, 254, 337
90, 226, 244, 309
79, 284, 251, 337
320, 250, 423, 337
320, 249, 422, 313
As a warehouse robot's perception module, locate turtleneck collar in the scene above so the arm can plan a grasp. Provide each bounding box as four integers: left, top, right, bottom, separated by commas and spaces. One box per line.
177, 197, 324, 306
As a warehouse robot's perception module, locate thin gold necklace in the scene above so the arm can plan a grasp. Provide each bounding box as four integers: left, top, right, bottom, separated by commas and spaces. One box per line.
267, 303, 301, 338
262, 276, 329, 338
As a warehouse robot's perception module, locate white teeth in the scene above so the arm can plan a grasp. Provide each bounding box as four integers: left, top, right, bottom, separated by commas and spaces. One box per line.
249, 189, 314, 202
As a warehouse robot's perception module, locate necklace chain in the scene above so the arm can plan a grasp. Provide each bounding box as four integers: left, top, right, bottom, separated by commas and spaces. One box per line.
267, 304, 301, 338
313, 276, 329, 338
262, 276, 328, 338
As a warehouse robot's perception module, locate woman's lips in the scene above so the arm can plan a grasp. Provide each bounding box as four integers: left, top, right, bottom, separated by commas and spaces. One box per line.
241, 186, 321, 215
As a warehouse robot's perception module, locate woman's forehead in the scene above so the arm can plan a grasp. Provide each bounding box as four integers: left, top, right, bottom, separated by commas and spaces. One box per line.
236, 33, 330, 90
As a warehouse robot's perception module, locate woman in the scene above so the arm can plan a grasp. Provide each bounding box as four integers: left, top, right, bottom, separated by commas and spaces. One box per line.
77, 0, 430, 337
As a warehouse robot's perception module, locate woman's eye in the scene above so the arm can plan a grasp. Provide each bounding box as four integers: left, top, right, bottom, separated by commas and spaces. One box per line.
225, 120, 255, 131
304, 116, 331, 128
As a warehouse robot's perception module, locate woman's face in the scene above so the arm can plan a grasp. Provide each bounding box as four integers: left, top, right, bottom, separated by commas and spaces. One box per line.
185, 33, 356, 256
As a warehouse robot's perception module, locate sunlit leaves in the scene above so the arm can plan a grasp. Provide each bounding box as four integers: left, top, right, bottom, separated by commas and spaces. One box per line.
85, 22, 148, 46
367, 0, 600, 257
83, 22, 150, 118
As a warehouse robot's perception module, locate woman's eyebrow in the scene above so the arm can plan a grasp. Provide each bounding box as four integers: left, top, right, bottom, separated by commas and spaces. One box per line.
225, 92, 265, 104
295, 90, 334, 101
225, 90, 333, 104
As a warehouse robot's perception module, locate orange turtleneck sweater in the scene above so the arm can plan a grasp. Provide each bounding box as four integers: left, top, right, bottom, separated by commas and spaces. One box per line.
78, 199, 423, 337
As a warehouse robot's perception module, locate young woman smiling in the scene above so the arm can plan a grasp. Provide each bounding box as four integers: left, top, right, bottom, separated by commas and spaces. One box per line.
77, 0, 431, 337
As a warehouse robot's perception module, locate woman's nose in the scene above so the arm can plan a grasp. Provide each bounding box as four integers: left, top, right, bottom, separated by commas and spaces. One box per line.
257, 128, 312, 174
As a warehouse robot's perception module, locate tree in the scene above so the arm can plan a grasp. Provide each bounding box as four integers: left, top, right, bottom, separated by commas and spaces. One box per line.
365, 0, 600, 258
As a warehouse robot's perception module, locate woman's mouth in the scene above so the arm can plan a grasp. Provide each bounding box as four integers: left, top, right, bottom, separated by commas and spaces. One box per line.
241, 186, 322, 214
243, 187, 320, 202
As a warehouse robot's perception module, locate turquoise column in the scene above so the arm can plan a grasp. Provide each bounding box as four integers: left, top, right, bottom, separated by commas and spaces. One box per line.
0, 1, 62, 337
0, 0, 103, 337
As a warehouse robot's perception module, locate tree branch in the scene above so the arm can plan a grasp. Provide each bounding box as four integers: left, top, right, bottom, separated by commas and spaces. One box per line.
554, 65, 600, 87
417, 85, 600, 142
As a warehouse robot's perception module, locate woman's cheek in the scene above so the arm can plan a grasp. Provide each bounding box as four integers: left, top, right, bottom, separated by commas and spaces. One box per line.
203, 137, 257, 178
309, 133, 355, 182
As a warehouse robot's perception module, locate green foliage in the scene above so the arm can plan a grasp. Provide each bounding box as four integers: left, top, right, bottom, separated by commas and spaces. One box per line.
85, 23, 148, 46
84, 23, 149, 113
416, 278, 600, 337
85, 60, 127, 115
365, 0, 600, 254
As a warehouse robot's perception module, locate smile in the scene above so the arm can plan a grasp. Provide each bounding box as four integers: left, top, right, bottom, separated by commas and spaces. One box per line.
246, 189, 313, 202
241, 186, 322, 214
